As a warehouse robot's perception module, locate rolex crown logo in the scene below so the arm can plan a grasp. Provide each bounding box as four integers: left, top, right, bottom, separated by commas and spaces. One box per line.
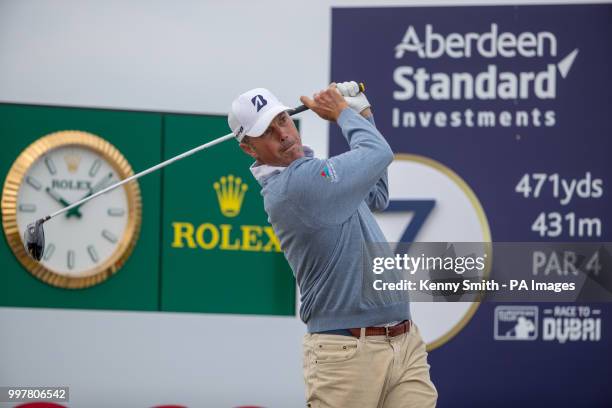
64, 152, 81, 173
213, 174, 248, 217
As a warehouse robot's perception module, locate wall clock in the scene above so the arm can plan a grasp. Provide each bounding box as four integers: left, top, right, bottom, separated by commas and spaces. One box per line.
2, 130, 142, 288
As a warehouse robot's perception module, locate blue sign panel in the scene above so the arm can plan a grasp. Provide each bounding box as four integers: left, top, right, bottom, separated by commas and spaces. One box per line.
332, 5, 612, 406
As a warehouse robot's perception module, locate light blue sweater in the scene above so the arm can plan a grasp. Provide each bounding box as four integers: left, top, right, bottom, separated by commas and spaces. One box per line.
251, 108, 411, 332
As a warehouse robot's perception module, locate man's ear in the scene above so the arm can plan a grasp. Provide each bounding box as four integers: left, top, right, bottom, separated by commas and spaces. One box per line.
239, 140, 258, 160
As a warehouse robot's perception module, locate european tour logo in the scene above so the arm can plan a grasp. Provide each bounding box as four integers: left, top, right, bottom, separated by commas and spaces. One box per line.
171, 174, 281, 252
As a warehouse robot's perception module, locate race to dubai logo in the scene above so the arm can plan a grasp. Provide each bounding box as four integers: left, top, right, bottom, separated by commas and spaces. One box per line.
391, 23, 579, 129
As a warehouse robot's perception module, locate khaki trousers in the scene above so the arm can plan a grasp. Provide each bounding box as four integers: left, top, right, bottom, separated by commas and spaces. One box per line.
303, 324, 437, 408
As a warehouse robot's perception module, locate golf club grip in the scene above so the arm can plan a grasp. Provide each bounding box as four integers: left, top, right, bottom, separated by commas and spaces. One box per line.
287, 82, 365, 116
288, 105, 309, 116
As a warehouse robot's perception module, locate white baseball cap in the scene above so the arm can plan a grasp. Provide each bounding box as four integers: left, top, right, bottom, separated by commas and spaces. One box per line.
228, 88, 291, 142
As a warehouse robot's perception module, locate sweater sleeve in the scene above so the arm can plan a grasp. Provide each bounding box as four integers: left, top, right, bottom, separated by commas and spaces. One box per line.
289, 108, 394, 226
363, 114, 390, 212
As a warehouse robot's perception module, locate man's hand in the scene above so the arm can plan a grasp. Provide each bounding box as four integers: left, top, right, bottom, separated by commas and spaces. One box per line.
300, 85, 349, 122
336, 81, 372, 117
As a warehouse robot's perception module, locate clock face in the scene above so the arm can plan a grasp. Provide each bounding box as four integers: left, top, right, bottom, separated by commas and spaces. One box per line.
17, 146, 128, 276
2, 131, 141, 288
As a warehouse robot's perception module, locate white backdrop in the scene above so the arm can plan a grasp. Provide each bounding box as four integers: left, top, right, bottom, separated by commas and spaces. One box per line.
0, 0, 604, 406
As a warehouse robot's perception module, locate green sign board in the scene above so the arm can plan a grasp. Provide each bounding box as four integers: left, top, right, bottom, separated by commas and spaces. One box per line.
0, 103, 295, 316
160, 113, 295, 315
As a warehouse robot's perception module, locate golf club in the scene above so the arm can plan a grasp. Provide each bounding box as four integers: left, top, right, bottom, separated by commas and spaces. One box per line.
23, 83, 365, 261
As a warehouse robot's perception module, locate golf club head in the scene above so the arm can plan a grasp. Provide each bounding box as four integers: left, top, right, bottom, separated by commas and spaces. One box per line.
23, 219, 45, 261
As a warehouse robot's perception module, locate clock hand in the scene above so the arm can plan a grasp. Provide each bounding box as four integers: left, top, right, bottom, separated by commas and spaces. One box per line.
66, 172, 114, 217
45, 187, 83, 218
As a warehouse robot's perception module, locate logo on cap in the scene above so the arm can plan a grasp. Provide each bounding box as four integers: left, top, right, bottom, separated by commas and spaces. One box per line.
251, 95, 268, 112
235, 126, 244, 138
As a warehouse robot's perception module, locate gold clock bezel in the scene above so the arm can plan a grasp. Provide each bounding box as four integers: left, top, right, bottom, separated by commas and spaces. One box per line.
1, 130, 142, 289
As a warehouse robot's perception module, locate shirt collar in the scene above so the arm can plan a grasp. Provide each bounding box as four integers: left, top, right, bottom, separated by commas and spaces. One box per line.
250, 145, 314, 185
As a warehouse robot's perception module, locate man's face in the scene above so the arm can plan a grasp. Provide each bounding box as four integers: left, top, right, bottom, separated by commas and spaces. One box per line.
239, 111, 304, 166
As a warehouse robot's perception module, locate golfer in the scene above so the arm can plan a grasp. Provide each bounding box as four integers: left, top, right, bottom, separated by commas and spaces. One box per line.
228, 82, 437, 407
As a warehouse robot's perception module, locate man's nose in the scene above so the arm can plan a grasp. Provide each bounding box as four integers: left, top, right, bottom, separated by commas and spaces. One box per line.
277, 127, 289, 141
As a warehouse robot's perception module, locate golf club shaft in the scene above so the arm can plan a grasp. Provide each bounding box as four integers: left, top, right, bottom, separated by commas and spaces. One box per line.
45, 132, 235, 221
45, 104, 311, 222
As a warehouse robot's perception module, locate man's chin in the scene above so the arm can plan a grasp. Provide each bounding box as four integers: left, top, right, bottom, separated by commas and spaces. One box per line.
280, 146, 304, 165
290, 145, 305, 159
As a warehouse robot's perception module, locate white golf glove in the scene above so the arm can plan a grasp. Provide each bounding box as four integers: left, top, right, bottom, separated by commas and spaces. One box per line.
336, 81, 370, 113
